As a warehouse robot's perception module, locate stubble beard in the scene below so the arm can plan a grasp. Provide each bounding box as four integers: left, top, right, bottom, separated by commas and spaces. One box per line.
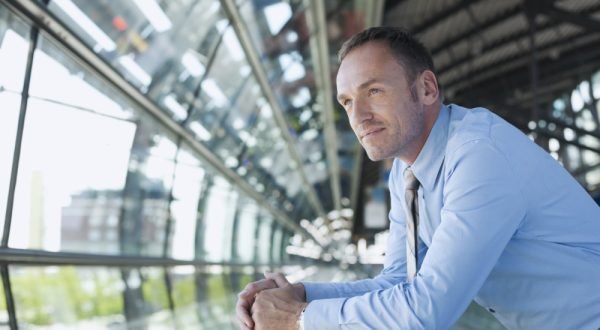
363, 99, 424, 162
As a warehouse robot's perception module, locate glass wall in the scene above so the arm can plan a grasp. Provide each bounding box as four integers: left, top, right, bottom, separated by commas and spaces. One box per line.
44, 0, 322, 223
0, 6, 30, 242
0, 2, 301, 329
533, 70, 600, 194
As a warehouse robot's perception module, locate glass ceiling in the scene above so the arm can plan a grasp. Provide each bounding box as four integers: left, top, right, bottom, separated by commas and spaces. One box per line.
43, 0, 371, 228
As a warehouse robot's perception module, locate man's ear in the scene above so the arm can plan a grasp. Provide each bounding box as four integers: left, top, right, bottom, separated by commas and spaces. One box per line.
418, 70, 439, 106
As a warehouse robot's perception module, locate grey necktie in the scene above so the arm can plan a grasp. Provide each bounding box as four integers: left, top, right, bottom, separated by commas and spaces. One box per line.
404, 167, 420, 281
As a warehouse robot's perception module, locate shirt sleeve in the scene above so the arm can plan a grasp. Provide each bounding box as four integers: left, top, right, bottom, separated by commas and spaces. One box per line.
304, 138, 527, 329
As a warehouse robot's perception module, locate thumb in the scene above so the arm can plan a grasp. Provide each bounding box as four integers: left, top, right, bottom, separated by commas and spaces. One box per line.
264, 271, 290, 287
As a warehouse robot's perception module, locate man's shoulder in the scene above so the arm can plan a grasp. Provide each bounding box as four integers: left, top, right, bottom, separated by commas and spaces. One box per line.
446, 104, 513, 152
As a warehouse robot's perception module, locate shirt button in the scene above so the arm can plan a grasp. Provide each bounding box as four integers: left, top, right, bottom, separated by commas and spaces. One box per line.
488, 308, 496, 313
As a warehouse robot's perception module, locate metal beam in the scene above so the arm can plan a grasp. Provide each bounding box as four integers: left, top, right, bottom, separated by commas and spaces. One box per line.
364, 0, 386, 29
536, 129, 600, 154
0, 247, 301, 269
4, 0, 323, 246
431, 5, 522, 55
542, 4, 600, 32
349, 0, 384, 217
306, 0, 342, 213
572, 160, 600, 178
540, 116, 600, 141
384, 0, 409, 13
445, 31, 600, 95
411, 0, 481, 36
2, 19, 38, 248
451, 34, 600, 103
438, 4, 600, 76
220, 0, 327, 220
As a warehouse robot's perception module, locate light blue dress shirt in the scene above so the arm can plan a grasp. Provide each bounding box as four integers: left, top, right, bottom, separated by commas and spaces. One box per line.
302, 104, 600, 329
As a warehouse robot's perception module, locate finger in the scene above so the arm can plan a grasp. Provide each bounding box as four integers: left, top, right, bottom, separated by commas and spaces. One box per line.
237, 316, 253, 330
237, 314, 253, 330
236, 300, 254, 329
239, 278, 278, 299
264, 271, 290, 287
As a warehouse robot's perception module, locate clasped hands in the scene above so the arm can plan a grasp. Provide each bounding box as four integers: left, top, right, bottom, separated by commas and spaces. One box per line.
236, 272, 308, 330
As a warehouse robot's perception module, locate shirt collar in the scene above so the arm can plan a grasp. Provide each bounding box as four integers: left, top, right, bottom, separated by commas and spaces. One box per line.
400, 104, 449, 191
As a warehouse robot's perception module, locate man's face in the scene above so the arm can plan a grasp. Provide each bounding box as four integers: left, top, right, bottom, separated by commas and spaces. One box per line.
336, 42, 426, 161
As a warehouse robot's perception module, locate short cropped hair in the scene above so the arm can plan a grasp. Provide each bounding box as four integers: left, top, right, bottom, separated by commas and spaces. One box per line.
338, 27, 436, 84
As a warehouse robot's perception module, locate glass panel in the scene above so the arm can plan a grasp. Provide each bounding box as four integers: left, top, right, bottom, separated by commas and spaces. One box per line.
186, 26, 250, 147
205, 273, 235, 327
0, 4, 31, 244
0, 92, 20, 241
238, 0, 335, 212
0, 276, 7, 328
27, 38, 134, 121
271, 226, 283, 263
139, 268, 173, 327
257, 213, 273, 264
120, 121, 177, 257
169, 146, 205, 261
46, 0, 227, 108
206, 76, 260, 168
10, 98, 136, 252
120, 267, 173, 328
11, 266, 125, 328
169, 266, 199, 328
10, 35, 138, 252
0, 8, 30, 93
234, 196, 258, 263
592, 70, 600, 100
202, 176, 238, 262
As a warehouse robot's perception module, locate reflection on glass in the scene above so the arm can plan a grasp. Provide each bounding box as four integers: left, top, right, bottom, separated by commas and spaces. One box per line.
238, 0, 335, 213
169, 147, 205, 261
257, 213, 273, 264
169, 266, 198, 328
0, 8, 31, 238
271, 226, 283, 263
202, 176, 238, 262
47, 0, 228, 122
0, 10, 30, 93
120, 121, 177, 257
0, 92, 20, 240
205, 273, 235, 326
234, 197, 258, 263
11, 266, 125, 328
139, 268, 174, 327
0, 275, 7, 327
10, 98, 135, 252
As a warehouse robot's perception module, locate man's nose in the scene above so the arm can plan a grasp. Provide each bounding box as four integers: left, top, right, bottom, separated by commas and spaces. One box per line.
351, 98, 373, 124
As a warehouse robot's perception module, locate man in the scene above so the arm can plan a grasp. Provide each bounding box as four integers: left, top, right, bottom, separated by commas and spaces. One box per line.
236, 27, 600, 329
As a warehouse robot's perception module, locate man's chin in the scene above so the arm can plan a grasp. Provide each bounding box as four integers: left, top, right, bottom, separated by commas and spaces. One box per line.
365, 150, 385, 162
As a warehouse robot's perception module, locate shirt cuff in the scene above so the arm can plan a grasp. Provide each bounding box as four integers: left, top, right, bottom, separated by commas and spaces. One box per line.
302, 282, 342, 301
303, 297, 346, 330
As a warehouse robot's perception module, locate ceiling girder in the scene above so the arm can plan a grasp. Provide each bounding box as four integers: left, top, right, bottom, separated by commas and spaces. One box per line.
535, 129, 600, 154
540, 3, 600, 32
431, 5, 522, 55
452, 34, 600, 97
411, 0, 481, 35
445, 30, 600, 94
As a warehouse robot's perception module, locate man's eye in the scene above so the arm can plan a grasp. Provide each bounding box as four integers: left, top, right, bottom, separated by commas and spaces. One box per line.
343, 99, 352, 107
368, 88, 380, 96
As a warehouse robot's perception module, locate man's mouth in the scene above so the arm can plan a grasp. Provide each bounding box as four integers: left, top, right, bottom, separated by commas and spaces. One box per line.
361, 128, 385, 140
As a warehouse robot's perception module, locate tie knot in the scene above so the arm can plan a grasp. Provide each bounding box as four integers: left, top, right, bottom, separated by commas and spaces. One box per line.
404, 167, 420, 190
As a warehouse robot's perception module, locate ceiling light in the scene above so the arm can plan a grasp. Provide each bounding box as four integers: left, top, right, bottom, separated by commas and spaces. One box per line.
132, 0, 173, 32
52, 0, 116, 51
